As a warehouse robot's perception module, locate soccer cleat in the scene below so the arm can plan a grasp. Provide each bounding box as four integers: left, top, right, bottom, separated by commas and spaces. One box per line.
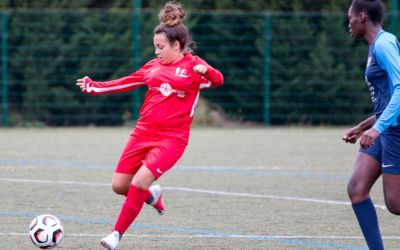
146, 185, 165, 215
100, 230, 121, 250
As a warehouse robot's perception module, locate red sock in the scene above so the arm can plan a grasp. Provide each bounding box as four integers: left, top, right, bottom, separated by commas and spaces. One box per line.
123, 189, 150, 198
114, 185, 151, 234
145, 189, 151, 202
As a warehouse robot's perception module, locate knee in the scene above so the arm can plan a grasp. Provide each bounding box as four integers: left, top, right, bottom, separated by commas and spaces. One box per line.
131, 179, 149, 190
347, 180, 369, 203
347, 180, 358, 199
111, 182, 129, 196
385, 198, 400, 215
130, 167, 155, 190
387, 206, 400, 215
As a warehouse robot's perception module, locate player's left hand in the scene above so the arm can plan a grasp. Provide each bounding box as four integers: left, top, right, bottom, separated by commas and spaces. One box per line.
342, 126, 362, 144
359, 128, 380, 148
193, 64, 207, 75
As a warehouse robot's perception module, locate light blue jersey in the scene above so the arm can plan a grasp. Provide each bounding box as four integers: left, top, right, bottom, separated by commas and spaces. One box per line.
365, 30, 400, 133
361, 30, 400, 173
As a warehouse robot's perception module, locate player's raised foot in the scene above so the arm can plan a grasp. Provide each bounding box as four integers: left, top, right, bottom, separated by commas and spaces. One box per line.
146, 185, 165, 215
100, 230, 121, 250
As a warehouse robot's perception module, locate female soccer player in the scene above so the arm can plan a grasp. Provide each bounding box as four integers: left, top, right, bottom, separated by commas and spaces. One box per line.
76, 2, 223, 249
343, 0, 400, 249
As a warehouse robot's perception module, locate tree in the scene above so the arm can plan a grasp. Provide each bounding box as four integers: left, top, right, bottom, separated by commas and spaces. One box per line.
0, 0, 383, 125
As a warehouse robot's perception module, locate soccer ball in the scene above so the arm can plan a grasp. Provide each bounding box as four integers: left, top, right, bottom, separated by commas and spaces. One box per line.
29, 214, 64, 249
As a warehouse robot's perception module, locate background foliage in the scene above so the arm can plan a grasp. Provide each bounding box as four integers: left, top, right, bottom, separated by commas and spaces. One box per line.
0, 0, 397, 126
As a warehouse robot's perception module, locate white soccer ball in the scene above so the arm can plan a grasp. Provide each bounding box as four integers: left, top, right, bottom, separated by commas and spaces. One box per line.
29, 214, 64, 249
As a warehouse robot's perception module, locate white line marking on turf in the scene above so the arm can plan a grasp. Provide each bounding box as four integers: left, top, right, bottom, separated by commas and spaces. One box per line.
0, 177, 110, 186
0, 161, 299, 170
0, 177, 386, 209
1, 232, 400, 240
164, 186, 386, 210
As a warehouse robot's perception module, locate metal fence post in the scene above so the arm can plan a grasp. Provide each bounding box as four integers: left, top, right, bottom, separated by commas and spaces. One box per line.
263, 14, 271, 126
1, 12, 8, 127
132, 0, 141, 121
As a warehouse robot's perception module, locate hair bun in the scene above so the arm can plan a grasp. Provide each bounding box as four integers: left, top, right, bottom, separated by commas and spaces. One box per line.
159, 1, 186, 27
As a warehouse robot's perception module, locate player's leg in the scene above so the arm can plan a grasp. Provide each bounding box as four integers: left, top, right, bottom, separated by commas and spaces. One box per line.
111, 172, 134, 196
382, 174, 400, 215
113, 166, 155, 233
101, 166, 154, 250
111, 133, 147, 196
101, 136, 186, 249
381, 127, 400, 215
347, 142, 383, 249
347, 152, 381, 203
113, 134, 174, 211
111, 131, 165, 196
111, 170, 163, 213
101, 133, 153, 249
141, 137, 187, 214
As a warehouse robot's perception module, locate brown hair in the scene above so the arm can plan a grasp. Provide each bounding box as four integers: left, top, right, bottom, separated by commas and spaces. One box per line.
154, 1, 190, 51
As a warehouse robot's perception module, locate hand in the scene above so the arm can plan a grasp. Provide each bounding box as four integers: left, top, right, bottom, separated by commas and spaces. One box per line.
342, 126, 362, 144
76, 76, 91, 92
359, 128, 380, 148
193, 64, 207, 75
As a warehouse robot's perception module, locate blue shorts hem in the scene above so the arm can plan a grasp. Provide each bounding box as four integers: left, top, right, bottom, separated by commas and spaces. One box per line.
382, 166, 400, 174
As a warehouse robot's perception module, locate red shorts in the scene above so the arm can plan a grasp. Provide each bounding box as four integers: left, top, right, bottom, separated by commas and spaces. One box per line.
115, 132, 188, 179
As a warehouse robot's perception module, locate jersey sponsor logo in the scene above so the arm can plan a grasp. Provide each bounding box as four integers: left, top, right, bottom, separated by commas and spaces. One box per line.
159, 83, 173, 96
175, 67, 188, 78
150, 83, 186, 98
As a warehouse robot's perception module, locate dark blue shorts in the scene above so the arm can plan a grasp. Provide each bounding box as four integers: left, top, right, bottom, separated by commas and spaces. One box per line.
359, 126, 400, 174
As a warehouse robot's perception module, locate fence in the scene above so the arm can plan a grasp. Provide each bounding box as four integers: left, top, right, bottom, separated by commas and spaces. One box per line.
0, 8, 398, 127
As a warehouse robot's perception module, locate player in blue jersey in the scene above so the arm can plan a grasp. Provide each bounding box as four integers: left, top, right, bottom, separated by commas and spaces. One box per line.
343, 0, 400, 249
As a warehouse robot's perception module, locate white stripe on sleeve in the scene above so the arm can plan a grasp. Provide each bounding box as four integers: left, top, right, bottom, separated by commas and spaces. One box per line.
86, 82, 145, 93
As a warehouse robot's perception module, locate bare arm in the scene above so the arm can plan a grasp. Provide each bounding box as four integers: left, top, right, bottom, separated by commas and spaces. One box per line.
342, 115, 376, 144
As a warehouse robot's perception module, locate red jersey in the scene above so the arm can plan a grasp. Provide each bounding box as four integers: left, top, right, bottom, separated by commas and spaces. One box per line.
83, 53, 224, 141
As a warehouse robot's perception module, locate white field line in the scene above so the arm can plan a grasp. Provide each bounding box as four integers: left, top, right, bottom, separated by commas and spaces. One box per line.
1, 232, 400, 240
0, 177, 110, 187
0, 177, 386, 210
0, 161, 299, 171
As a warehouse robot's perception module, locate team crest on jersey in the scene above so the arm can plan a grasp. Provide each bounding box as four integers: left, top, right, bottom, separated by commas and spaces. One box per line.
154, 83, 186, 98
175, 67, 188, 78
159, 83, 173, 96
